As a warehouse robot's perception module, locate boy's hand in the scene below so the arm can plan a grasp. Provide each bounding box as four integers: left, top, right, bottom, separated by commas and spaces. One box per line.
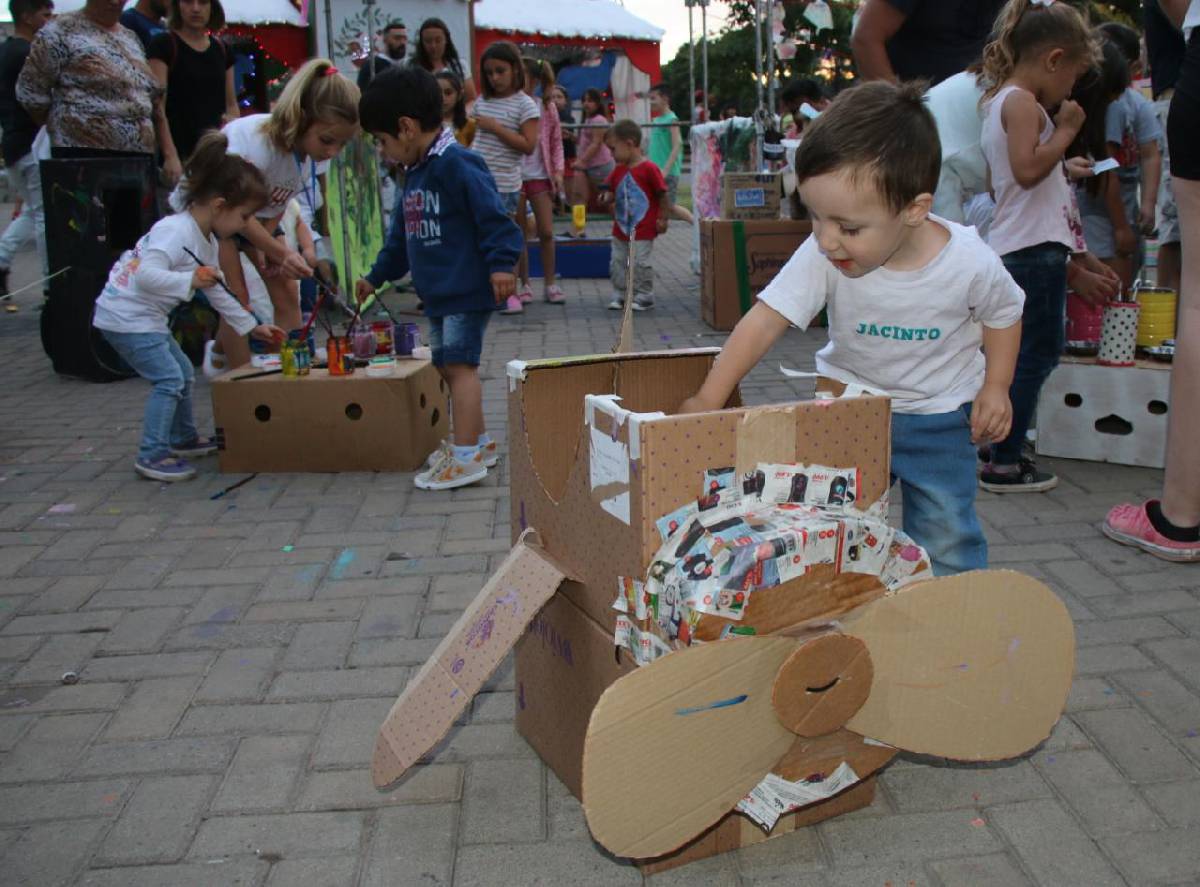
191, 266, 221, 289
491, 271, 516, 303
656, 217, 668, 234
250, 323, 286, 344
597, 190, 613, 207
354, 279, 376, 305
278, 250, 314, 279
970, 383, 1012, 445
1064, 156, 1094, 180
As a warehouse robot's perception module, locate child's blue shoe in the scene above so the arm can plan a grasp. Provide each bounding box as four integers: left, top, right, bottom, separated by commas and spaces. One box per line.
135, 456, 197, 483
170, 437, 218, 458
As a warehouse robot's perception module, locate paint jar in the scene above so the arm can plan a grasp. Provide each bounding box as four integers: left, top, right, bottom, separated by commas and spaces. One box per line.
326, 335, 353, 376
1134, 286, 1177, 349
352, 327, 376, 359
1097, 301, 1140, 367
298, 315, 316, 356
394, 322, 420, 356
1065, 292, 1103, 345
285, 331, 310, 375
280, 339, 299, 377
371, 320, 394, 355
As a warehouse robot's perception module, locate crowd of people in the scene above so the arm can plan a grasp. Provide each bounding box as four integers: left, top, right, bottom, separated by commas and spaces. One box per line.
0, 0, 1193, 563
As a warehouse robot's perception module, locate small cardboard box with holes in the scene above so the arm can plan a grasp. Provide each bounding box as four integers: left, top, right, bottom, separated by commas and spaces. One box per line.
210, 361, 448, 473
372, 348, 1076, 872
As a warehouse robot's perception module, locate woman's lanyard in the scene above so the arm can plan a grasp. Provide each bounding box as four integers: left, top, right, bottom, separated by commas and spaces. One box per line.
293, 152, 318, 212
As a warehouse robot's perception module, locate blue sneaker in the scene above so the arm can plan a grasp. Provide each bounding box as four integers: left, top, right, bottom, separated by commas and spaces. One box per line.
170, 436, 218, 458
135, 456, 197, 482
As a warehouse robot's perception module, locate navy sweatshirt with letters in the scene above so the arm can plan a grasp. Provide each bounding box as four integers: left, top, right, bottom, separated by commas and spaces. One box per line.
366, 129, 523, 317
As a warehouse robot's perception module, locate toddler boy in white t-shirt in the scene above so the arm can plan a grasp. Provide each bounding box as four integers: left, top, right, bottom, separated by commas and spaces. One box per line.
680, 81, 1026, 576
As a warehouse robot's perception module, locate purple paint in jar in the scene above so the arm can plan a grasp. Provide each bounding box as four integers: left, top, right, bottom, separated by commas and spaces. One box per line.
394, 322, 420, 356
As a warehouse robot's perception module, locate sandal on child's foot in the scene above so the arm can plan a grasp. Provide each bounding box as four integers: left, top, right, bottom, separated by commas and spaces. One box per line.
517, 283, 534, 304
978, 459, 1057, 493
545, 285, 566, 304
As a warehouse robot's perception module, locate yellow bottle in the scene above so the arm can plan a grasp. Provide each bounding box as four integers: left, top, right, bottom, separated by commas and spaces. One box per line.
572, 203, 587, 236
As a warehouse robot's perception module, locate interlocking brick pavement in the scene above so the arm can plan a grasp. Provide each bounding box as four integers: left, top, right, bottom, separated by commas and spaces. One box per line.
1, 210, 1198, 886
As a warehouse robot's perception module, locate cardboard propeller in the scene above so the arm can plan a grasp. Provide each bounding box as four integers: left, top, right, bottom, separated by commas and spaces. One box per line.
581, 570, 1074, 859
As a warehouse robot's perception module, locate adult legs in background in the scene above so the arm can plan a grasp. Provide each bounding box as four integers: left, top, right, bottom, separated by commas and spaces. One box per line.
1155, 94, 1181, 293
0, 152, 47, 289
529, 189, 563, 302
665, 174, 694, 225
892, 407, 988, 575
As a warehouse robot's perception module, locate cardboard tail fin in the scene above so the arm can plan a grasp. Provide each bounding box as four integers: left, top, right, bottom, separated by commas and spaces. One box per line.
372, 530, 572, 788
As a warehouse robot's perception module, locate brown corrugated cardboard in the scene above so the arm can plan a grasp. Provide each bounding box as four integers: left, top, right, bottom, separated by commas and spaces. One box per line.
580, 569, 1075, 859
210, 361, 447, 473
375, 349, 1074, 871
700, 220, 812, 330
721, 171, 783, 220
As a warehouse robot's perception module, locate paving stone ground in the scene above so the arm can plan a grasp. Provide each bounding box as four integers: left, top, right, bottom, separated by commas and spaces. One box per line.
1, 212, 1198, 887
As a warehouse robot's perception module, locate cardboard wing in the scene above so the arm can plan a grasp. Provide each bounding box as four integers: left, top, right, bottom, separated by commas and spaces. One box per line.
580, 570, 1075, 859
372, 530, 571, 788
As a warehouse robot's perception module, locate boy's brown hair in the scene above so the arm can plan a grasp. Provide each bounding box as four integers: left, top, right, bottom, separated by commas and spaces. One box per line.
793, 80, 940, 214
607, 119, 642, 146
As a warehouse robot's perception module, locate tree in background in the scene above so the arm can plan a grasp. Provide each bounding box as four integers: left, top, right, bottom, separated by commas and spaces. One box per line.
662, 0, 1142, 122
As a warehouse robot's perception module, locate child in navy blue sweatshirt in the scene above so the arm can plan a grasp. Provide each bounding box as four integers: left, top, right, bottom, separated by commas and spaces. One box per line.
357, 66, 523, 491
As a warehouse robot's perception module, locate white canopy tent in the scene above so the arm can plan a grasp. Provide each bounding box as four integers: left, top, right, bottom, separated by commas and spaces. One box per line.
474, 0, 664, 42
0, 0, 305, 25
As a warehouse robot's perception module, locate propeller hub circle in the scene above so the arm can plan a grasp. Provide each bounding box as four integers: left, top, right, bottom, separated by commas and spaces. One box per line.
772, 634, 873, 737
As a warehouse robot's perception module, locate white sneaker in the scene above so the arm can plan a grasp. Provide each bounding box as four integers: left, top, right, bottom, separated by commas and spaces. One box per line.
415, 447, 488, 491
202, 340, 228, 379
425, 438, 498, 469
607, 297, 624, 311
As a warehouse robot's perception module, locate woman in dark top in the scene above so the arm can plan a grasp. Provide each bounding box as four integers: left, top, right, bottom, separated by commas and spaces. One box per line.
149, 0, 237, 183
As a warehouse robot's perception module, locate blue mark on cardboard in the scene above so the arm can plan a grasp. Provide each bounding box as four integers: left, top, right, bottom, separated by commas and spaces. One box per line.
675, 694, 748, 716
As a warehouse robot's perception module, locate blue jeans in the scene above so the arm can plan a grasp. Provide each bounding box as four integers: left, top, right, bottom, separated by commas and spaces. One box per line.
428, 310, 492, 367
892, 406, 987, 576
992, 242, 1069, 465
100, 330, 198, 462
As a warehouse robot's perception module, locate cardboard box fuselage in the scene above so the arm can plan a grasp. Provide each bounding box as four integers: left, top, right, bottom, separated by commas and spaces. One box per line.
700, 220, 812, 331
210, 362, 448, 473
507, 350, 891, 867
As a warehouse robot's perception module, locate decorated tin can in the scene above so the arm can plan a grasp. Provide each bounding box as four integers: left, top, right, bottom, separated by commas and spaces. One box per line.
1097, 301, 1140, 367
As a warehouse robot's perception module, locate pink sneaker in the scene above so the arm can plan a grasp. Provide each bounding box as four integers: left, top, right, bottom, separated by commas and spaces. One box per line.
499, 294, 524, 315
544, 284, 566, 304
1102, 501, 1200, 563
517, 283, 534, 304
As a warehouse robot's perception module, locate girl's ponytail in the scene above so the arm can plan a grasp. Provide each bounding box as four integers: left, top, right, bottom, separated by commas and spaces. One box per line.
179, 130, 269, 210
266, 58, 360, 152
523, 56, 557, 106
980, 0, 1098, 100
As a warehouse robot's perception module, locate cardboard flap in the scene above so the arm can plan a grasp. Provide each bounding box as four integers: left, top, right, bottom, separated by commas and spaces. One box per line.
734, 407, 800, 477
582, 637, 797, 859
841, 570, 1075, 760
372, 531, 571, 788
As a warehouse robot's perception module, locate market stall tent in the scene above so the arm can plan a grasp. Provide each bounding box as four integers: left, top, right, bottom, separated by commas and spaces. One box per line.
474, 0, 664, 121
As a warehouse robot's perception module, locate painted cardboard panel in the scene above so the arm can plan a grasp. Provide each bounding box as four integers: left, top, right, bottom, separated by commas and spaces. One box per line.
373, 533, 570, 788
211, 362, 447, 473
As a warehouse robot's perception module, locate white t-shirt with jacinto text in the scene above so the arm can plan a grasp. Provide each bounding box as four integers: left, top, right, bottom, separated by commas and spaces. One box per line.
757, 217, 1025, 415
471, 92, 540, 193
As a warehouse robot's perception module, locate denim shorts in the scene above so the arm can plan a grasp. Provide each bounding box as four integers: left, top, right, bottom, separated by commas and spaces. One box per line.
499, 190, 521, 214
428, 310, 492, 367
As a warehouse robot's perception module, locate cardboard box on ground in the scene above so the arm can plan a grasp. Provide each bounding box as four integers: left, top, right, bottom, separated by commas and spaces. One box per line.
373, 350, 1076, 871
211, 362, 448, 473
701, 220, 812, 331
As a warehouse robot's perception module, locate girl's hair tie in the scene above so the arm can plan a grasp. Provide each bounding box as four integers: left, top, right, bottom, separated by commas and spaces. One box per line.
1030, 0, 1054, 6
323, 65, 339, 76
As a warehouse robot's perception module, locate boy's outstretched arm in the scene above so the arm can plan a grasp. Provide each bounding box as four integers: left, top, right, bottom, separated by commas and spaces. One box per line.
678, 303, 792, 413
972, 322, 1022, 445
